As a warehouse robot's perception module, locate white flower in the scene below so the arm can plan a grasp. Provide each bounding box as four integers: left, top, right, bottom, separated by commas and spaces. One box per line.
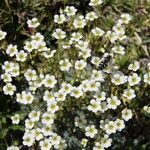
91, 56, 101, 66
128, 61, 140, 71
91, 27, 104, 36
33, 128, 43, 141
23, 133, 35, 147
1, 73, 12, 82
91, 70, 105, 82
40, 139, 52, 150
71, 32, 83, 42
86, 11, 98, 21
111, 73, 127, 85
16, 92, 23, 103
115, 119, 125, 131
61, 82, 73, 94
75, 40, 89, 51
143, 106, 150, 113
81, 139, 88, 147
29, 110, 40, 122
42, 125, 53, 136
16, 50, 27, 62
144, 72, 150, 84
100, 120, 107, 129
24, 69, 37, 81
43, 74, 57, 88
85, 125, 98, 138
105, 30, 112, 39
70, 87, 83, 98
25, 119, 34, 129
31, 32, 44, 42
2, 61, 13, 72
79, 48, 91, 59
3, 83, 16, 95
80, 80, 90, 92
116, 31, 127, 41
113, 24, 125, 35
27, 18, 40, 28
87, 99, 101, 113
43, 90, 55, 102
21, 91, 34, 104
122, 108, 133, 121
33, 74, 44, 88
93, 144, 104, 150
112, 45, 125, 55
10, 64, 20, 77
107, 95, 121, 110
2, 62, 20, 77
89, 0, 102, 6
100, 134, 112, 148
60, 40, 72, 49
54, 90, 67, 101
29, 81, 37, 91
74, 114, 87, 128
64, 6, 77, 16
93, 91, 106, 101
11, 114, 20, 124
109, 33, 118, 43
73, 15, 86, 29
6, 44, 18, 57
128, 73, 141, 86
24, 41, 36, 52
36, 41, 47, 52
42, 49, 56, 58
75, 60, 87, 70
123, 88, 136, 100
88, 80, 100, 92
0, 30, 7, 40
42, 112, 54, 125
120, 13, 132, 24
49, 133, 61, 146
54, 139, 67, 150
47, 101, 59, 113
54, 14, 66, 24
104, 121, 117, 134
59, 59, 72, 71
52, 28, 66, 40
7, 146, 19, 150
101, 102, 108, 112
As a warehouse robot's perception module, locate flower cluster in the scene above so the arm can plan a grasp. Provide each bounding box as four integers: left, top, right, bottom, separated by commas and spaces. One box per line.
0, 0, 149, 149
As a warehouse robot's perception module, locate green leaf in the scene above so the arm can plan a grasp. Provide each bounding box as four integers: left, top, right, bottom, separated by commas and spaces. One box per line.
9, 125, 24, 131
0, 129, 8, 139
